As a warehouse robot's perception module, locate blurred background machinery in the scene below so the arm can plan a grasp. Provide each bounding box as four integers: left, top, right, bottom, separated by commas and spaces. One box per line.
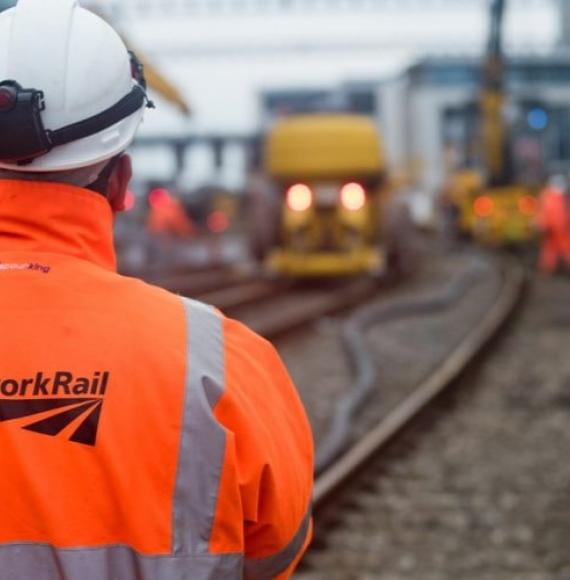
3, 0, 570, 269
118, 0, 566, 197
441, 0, 540, 245
246, 113, 414, 277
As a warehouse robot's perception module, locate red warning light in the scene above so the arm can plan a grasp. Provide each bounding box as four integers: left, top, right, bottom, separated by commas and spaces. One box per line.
207, 210, 230, 234
474, 196, 494, 218
148, 188, 171, 209
124, 190, 136, 212
518, 195, 537, 216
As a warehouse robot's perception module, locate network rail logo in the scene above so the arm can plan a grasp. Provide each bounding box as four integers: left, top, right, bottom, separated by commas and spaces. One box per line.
0, 371, 110, 446
0, 261, 51, 274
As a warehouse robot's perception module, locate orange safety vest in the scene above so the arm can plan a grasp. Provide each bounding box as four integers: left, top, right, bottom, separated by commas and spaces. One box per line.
538, 186, 570, 234
147, 195, 195, 238
0, 181, 313, 579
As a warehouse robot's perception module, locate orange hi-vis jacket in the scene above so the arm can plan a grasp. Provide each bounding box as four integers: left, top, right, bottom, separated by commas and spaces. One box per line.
538, 186, 570, 234
0, 181, 314, 580
147, 194, 195, 238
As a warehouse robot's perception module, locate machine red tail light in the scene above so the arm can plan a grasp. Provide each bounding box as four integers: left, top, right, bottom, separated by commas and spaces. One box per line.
286, 184, 313, 212
473, 195, 494, 218
340, 182, 366, 211
518, 195, 537, 216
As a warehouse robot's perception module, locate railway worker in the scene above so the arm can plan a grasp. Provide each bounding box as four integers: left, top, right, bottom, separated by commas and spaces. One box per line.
147, 188, 195, 238
537, 175, 570, 274
0, 1, 313, 579
146, 188, 195, 270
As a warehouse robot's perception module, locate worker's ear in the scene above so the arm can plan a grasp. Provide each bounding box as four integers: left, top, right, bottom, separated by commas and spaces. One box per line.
107, 154, 133, 213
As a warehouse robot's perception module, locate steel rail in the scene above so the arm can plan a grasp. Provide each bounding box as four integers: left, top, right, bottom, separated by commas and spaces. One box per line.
315, 256, 497, 472
245, 279, 385, 339
144, 268, 385, 327
149, 270, 386, 334
198, 279, 294, 311
121, 263, 230, 281
153, 269, 253, 296
313, 261, 525, 510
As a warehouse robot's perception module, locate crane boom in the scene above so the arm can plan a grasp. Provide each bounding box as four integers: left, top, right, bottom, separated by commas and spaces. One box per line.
481, 0, 511, 186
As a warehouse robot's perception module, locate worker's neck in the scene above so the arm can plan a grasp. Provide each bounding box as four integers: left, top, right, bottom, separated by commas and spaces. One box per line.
0, 180, 117, 271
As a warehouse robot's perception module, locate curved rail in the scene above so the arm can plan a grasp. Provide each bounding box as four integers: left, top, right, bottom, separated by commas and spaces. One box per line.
241, 279, 384, 339
313, 260, 525, 510
315, 256, 499, 472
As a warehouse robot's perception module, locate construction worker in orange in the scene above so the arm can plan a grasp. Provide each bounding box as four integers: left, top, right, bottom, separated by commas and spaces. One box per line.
0, 1, 313, 579
147, 187, 195, 238
538, 175, 570, 274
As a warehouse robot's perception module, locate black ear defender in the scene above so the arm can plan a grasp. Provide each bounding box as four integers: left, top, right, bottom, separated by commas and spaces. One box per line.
0, 51, 154, 166
0, 80, 51, 163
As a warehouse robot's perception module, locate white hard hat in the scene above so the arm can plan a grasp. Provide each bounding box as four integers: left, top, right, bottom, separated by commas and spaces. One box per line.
0, 0, 151, 172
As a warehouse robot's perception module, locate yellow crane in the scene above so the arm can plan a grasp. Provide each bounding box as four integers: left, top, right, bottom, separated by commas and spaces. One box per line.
448, 0, 538, 245
137, 54, 190, 116
87, 2, 191, 116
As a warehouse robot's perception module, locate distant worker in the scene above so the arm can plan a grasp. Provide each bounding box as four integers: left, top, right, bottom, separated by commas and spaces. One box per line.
146, 187, 195, 268
147, 187, 195, 238
537, 175, 570, 274
0, 1, 313, 579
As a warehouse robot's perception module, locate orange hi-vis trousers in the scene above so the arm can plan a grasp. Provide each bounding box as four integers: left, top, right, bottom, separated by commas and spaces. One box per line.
538, 187, 570, 273
540, 231, 570, 273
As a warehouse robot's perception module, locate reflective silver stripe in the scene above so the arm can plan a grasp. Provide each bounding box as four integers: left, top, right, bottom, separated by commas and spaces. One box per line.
174, 298, 228, 555
0, 298, 241, 580
0, 543, 242, 580
0, 297, 309, 579
244, 506, 312, 580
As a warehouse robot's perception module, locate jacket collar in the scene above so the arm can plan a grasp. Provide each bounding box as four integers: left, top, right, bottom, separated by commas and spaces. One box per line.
0, 180, 116, 271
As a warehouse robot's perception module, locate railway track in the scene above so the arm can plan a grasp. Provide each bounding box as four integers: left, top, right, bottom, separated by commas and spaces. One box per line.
143, 264, 391, 337
147, 267, 253, 296
299, 259, 527, 576
227, 278, 389, 339
128, 263, 279, 301
121, 261, 231, 282
132, 259, 397, 336
197, 279, 293, 311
